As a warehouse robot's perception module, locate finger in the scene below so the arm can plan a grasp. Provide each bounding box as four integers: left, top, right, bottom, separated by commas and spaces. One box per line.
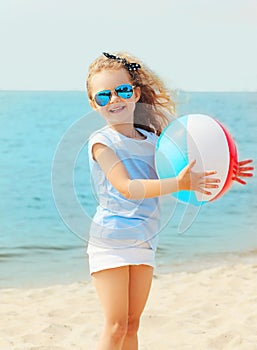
200, 183, 219, 189
233, 161, 254, 170
232, 176, 247, 185
188, 159, 196, 171
233, 166, 254, 172
238, 159, 253, 166
237, 166, 254, 171
236, 172, 253, 178
196, 188, 212, 196
203, 170, 217, 177
201, 178, 221, 184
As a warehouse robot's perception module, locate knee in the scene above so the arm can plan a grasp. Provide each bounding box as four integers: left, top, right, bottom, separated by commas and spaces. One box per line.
107, 320, 128, 342
126, 317, 140, 337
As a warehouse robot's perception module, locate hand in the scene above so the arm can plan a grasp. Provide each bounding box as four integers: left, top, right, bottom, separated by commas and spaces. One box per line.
178, 160, 221, 195
233, 159, 254, 185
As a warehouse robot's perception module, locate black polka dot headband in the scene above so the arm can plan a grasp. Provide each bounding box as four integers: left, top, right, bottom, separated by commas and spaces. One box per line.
102, 52, 141, 75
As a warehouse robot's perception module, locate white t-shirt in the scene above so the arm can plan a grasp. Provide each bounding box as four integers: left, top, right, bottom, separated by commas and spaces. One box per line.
88, 125, 160, 249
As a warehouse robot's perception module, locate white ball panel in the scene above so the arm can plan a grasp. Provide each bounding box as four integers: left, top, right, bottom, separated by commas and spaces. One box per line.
186, 114, 230, 202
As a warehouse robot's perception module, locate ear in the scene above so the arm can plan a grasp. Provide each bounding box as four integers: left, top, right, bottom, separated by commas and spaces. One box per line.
134, 86, 141, 103
89, 99, 98, 111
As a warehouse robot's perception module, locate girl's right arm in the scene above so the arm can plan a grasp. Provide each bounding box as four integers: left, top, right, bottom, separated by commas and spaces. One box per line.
92, 143, 221, 200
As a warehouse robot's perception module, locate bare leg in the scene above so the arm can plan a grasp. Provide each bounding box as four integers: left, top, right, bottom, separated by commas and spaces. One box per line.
122, 264, 153, 350
92, 266, 129, 350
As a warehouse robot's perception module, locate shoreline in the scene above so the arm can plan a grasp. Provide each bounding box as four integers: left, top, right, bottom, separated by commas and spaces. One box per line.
1, 248, 257, 290
1, 259, 257, 349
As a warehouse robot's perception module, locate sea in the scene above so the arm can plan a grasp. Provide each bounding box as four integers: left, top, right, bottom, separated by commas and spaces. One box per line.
1, 90, 256, 288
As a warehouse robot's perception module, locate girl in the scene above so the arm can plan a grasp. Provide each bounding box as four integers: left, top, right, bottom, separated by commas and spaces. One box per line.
86, 52, 253, 350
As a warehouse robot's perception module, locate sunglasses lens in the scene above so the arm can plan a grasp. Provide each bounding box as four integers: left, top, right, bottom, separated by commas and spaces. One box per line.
94, 85, 134, 107
95, 91, 111, 106
116, 84, 133, 99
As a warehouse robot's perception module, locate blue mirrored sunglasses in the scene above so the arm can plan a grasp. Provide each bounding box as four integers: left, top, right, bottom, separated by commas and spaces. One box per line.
93, 84, 135, 107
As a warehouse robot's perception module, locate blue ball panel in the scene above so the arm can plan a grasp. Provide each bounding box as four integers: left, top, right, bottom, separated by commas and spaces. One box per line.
156, 116, 207, 206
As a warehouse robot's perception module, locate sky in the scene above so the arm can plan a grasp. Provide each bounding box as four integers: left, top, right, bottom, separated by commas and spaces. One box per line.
1, 0, 257, 91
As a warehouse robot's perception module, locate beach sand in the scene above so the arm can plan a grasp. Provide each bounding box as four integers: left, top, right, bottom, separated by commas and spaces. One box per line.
1, 262, 257, 350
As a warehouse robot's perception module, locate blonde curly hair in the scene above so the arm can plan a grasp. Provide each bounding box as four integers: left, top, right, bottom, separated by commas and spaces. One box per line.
86, 52, 176, 136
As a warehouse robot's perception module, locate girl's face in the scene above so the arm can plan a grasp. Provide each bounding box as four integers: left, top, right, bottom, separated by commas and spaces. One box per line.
89, 69, 141, 127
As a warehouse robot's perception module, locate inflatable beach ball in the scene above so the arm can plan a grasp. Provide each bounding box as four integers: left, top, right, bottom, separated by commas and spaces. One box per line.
155, 114, 238, 206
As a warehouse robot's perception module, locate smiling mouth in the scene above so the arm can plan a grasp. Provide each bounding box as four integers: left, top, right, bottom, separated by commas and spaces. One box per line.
109, 106, 126, 113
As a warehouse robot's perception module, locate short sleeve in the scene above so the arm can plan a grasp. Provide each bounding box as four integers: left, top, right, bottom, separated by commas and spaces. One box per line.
88, 129, 114, 162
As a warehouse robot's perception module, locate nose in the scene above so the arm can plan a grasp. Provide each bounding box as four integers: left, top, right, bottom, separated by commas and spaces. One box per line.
109, 90, 121, 104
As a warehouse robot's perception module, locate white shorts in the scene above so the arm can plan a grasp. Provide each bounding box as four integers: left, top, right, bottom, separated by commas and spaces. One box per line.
87, 239, 156, 275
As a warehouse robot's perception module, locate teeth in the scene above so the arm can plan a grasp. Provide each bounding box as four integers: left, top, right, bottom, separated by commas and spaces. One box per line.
110, 106, 124, 112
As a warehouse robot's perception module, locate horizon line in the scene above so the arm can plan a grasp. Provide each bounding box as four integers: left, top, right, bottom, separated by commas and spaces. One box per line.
1, 89, 257, 93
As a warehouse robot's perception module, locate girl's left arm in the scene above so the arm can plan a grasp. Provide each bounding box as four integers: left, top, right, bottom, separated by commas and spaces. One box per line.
233, 159, 254, 185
